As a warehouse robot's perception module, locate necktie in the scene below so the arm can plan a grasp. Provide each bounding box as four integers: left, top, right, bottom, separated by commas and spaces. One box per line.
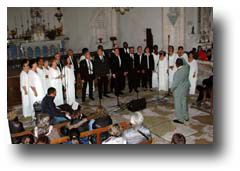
118, 56, 121, 67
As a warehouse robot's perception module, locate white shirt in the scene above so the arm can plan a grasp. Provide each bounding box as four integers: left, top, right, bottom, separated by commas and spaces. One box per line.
117, 56, 121, 67
86, 59, 93, 75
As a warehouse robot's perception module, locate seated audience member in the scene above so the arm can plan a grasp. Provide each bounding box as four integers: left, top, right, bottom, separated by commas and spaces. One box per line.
66, 109, 89, 133
8, 110, 25, 134
123, 112, 152, 144
65, 128, 81, 144
171, 133, 186, 144
197, 46, 208, 61
92, 106, 113, 129
207, 48, 212, 61
21, 135, 34, 144
196, 75, 213, 107
41, 87, 71, 124
35, 135, 50, 144
102, 124, 127, 144
34, 113, 60, 141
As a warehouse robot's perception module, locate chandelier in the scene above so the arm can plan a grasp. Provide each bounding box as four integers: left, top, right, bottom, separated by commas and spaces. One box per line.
113, 7, 133, 15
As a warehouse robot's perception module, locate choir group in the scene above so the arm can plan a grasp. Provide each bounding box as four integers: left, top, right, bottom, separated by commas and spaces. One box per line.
20, 42, 199, 119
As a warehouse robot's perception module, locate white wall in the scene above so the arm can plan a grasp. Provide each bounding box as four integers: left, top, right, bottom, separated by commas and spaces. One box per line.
119, 7, 163, 50
8, 7, 202, 54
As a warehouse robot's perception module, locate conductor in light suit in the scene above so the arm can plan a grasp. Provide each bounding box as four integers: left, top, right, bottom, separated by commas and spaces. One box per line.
171, 58, 190, 124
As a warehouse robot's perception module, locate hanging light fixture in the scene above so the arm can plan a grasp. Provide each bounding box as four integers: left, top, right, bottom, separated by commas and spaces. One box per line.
113, 7, 133, 15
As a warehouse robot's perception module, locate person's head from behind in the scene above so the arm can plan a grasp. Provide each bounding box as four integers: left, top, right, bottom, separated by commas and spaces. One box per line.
207, 49, 212, 56
21, 59, 29, 72
129, 47, 134, 54
188, 51, 194, 63
36, 113, 51, 128
37, 57, 44, 67
168, 45, 174, 55
123, 42, 128, 49
69, 128, 80, 144
29, 59, 38, 71
97, 47, 103, 57
36, 135, 50, 144
175, 58, 183, 68
137, 46, 142, 54
171, 133, 186, 144
96, 106, 108, 118
47, 87, 56, 97
109, 124, 122, 137
153, 45, 158, 53
21, 135, 34, 144
177, 46, 184, 56
130, 112, 144, 129
67, 49, 74, 57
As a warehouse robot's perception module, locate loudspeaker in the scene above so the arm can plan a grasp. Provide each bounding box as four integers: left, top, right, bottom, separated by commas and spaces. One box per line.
127, 98, 146, 112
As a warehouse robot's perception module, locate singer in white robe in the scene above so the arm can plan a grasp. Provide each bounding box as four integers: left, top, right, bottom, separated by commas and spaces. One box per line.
42, 61, 51, 94
167, 53, 177, 89
28, 62, 45, 117
188, 53, 198, 95
49, 60, 64, 106
37, 66, 45, 91
152, 52, 159, 88
20, 63, 32, 117
157, 54, 168, 91
62, 58, 76, 105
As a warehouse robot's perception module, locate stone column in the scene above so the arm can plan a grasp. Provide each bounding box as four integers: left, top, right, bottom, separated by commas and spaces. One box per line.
162, 7, 185, 51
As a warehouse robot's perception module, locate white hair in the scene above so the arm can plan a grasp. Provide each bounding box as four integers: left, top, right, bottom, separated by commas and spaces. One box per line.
130, 112, 144, 127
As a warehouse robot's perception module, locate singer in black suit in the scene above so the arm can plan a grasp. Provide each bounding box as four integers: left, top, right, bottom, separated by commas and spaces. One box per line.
110, 48, 124, 96
142, 46, 155, 90
80, 51, 95, 102
54, 52, 64, 72
126, 47, 138, 93
134, 46, 144, 88
67, 49, 79, 98
119, 42, 130, 91
94, 48, 110, 99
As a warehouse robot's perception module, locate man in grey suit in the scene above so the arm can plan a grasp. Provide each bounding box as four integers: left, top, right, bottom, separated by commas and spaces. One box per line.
171, 58, 190, 124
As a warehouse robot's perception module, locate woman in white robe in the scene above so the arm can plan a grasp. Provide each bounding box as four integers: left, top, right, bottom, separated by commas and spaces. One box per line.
62, 56, 76, 105
28, 60, 45, 117
157, 53, 168, 91
42, 60, 51, 94
188, 52, 198, 95
167, 50, 177, 89
20, 60, 32, 117
152, 51, 159, 88
49, 59, 64, 106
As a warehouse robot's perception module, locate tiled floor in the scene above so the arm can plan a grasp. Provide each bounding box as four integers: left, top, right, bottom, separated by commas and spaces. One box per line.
12, 88, 213, 144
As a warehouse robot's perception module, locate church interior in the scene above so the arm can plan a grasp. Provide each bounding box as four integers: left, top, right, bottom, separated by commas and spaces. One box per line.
7, 7, 213, 144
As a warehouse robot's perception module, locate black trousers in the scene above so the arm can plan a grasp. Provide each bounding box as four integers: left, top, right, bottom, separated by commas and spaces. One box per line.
142, 69, 152, 89
112, 74, 122, 96
128, 70, 138, 92
97, 76, 108, 99
82, 77, 94, 101
119, 73, 125, 91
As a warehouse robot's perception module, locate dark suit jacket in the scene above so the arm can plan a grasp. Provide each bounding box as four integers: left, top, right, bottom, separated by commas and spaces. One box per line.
80, 59, 95, 81
134, 53, 144, 71
125, 54, 136, 72
141, 54, 155, 71
110, 54, 123, 75
94, 55, 110, 77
